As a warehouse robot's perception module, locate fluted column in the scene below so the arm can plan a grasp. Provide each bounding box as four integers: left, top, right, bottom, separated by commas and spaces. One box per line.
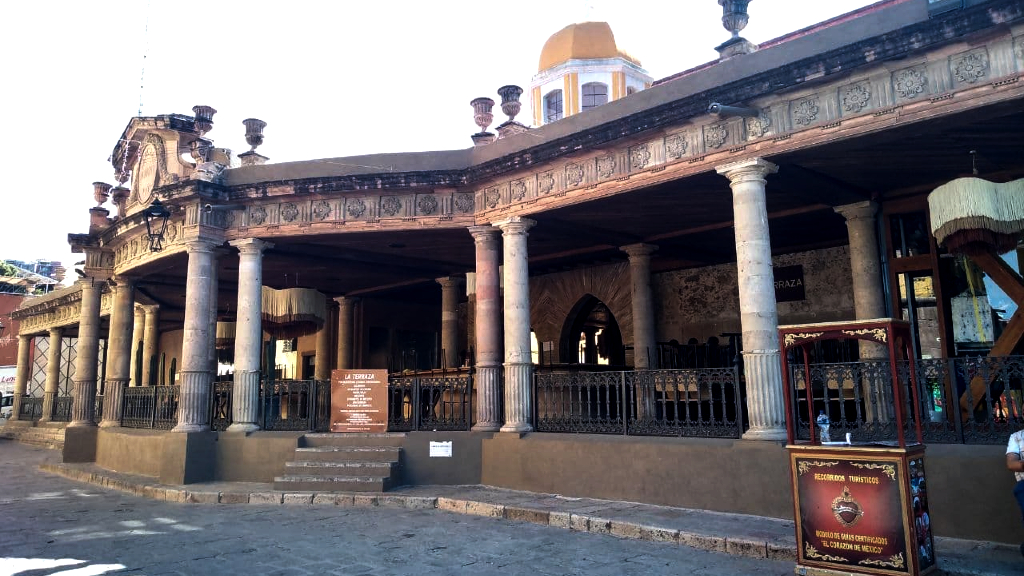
621, 244, 658, 369
100, 278, 135, 427
229, 238, 271, 432
39, 328, 63, 422
70, 280, 103, 427
717, 158, 786, 441
437, 276, 463, 368
11, 335, 32, 420
173, 240, 217, 433
470, 226, 503, 431
496, 217, 535, 433
129, 306, 145, 386
208, 259, 220, 380
335, 296, 355, 370
141, 305, 160, 386
315, 296, 332, 380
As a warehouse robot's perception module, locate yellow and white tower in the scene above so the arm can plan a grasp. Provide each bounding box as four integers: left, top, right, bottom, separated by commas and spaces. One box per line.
529, 22, 652, 126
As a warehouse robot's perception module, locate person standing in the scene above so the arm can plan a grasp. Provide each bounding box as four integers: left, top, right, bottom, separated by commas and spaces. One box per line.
1006, 428, 1024, 556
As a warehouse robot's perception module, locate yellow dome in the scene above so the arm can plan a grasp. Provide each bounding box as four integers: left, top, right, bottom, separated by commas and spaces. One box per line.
538, 22, 641, 72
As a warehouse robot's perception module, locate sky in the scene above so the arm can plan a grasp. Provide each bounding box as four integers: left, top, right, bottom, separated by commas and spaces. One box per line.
0, 0, 881, 272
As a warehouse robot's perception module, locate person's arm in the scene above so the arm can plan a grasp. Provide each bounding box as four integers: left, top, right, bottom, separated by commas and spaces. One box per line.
1008, 452, 1024, 473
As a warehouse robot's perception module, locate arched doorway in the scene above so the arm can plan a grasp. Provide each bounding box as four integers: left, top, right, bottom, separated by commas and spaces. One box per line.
559, 295, 625, 366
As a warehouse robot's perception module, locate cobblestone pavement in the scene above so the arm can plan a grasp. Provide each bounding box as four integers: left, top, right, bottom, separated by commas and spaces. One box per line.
0, 441, 794, 576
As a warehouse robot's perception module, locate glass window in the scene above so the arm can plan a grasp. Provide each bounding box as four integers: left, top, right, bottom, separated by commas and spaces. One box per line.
889, 212, 931, 257
582, 82, 608, 110
544, 90, 563, 123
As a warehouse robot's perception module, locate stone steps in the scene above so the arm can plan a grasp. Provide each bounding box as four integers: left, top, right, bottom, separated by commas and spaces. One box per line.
0, 424, 65, 450
273, 433, 403, 493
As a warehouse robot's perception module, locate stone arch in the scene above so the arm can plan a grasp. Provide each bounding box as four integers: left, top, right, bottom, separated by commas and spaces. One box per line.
558, 294, 625, 366
530, 263, 632, 364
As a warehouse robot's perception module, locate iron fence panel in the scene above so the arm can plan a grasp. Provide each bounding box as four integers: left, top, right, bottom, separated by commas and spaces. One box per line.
211, 382, 233, 431
261, 380, 314, 431
18, 397, 43, 421
52, 396, 73, 422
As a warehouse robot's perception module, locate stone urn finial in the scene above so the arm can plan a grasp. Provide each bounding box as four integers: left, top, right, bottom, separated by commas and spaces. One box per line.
243, 118, 267, 151
192, 105, 217, 136
719, 0, 751, 38
471, 97, 495, 133
497, 85, 523, 123
110, 186, 130, 217
92, 182, 111, 206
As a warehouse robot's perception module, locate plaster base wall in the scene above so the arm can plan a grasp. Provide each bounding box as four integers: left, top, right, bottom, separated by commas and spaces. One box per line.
96, 428, 166, 477
214, 432, 304, 482
480, 433, 1021, 545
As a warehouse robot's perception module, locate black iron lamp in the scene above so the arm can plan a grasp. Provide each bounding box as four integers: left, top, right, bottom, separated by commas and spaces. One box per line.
143, 199, 171, 252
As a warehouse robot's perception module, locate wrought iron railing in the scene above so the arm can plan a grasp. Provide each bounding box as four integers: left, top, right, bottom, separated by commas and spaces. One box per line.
534, 368, 743, 438
260, 379, 331, 432
18, 397, 43, 421
52, 396, 73, 422
388, 373, 473, 432
121, 386, 179, 429
790, 355, 1024, 445
94, 394, 104, 423
210, 381, 233, 431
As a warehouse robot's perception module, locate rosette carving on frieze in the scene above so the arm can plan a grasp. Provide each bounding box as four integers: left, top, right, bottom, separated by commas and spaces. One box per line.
538, 171, 555, 195
792, 98, 820, 127
629, 144, 651, 170
745, 114, 771, 139
665, 134, 688, 159
417, 195, 438, 215
893, 68, 926, 100
250, 206, 267, 225
565, 163, 584, 187
510, 180, 527, 201
841, 83, 871, 113
704, 124, 727, 149
454, 193, 473, 214
596, 156, 615, 178
484, 188, 500, 209
347, 198, 366, 219
311, 200, 331, 221
380, 196, 401, 217
951, 50, 988, 84
281, 202, 299, 222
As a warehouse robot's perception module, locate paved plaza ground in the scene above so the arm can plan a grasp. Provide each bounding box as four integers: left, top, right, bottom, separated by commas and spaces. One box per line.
0, 440, 795, 576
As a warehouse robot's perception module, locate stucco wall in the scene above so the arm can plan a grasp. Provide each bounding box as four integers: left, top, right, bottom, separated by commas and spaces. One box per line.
157, 329, 184, 385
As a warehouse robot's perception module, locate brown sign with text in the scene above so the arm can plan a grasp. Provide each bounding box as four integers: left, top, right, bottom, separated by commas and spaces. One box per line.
330, 369, 388, 433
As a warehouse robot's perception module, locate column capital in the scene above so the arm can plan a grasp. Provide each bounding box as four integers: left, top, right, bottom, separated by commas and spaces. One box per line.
834, 200, 879, 222
184, 239, 219, 254
620, 243, 658, 260
469, 225, 502, 245
140, 304, 160, 314
111, 275, 137, 288
436, 276, 464, 289
230, 237, 274, 254
333, 295, 358, 307
715, 158, 778, 184
494, 216, 536, 235
48, 326, 64, 338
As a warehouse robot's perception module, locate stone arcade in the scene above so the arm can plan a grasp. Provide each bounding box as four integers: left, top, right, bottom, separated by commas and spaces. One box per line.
6, 0, 1024, 545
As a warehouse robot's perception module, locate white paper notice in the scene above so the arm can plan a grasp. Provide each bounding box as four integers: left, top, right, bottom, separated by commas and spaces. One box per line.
429, 441, 453, 457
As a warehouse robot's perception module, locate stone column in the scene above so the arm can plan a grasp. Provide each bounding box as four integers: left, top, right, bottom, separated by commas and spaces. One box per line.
208, 259, 220, 380
129, 306, 145, 386
39, 328, 64, 422
717, 158, 786, 441
141, 305, 160, 386
470, 226, 503, 431
11, 335, 32, 420
335, 296, 355, 370
465, 272, 477, 362
100, 278, 135, 427
835, 201, 887, 356
173, 240, 217, 433
315, 297, 332, 380
437, 276, 462, 368
621, 244, 658, 369
229, 238, 271, 432
70, 280, 103, 427
496, 217, 535, 433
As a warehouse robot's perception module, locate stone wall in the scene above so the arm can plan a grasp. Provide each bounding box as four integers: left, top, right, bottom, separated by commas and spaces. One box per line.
653, 246, 856, 343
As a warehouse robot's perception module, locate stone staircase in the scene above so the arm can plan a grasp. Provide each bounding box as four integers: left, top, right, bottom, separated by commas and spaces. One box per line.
273, 433, 404, 492
0, 424, 66, 450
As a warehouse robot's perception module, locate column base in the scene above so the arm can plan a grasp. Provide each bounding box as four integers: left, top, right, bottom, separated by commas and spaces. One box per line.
171, 423, 211, 433
499, 422, 532, 434
98, 420, 121, 428
741, 426, 788, 441
472, 422, 502, 432
226, 422, 260, 433
67, 420, 98, 428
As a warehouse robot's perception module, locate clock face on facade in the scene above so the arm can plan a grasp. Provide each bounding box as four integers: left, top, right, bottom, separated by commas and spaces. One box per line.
135, 142, 158, 205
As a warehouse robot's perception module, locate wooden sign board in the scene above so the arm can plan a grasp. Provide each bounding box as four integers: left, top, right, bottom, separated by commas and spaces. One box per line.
331, 369, 389, 433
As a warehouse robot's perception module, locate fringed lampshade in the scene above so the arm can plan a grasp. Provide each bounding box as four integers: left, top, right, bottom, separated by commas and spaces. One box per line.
215, 321, 236, 349
929, 177, 1024, 256
261, 286, 328, 339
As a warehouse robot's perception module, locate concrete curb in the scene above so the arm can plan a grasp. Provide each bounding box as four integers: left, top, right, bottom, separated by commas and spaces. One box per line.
39, 462, 795, 562
38, 462, 1015, 575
